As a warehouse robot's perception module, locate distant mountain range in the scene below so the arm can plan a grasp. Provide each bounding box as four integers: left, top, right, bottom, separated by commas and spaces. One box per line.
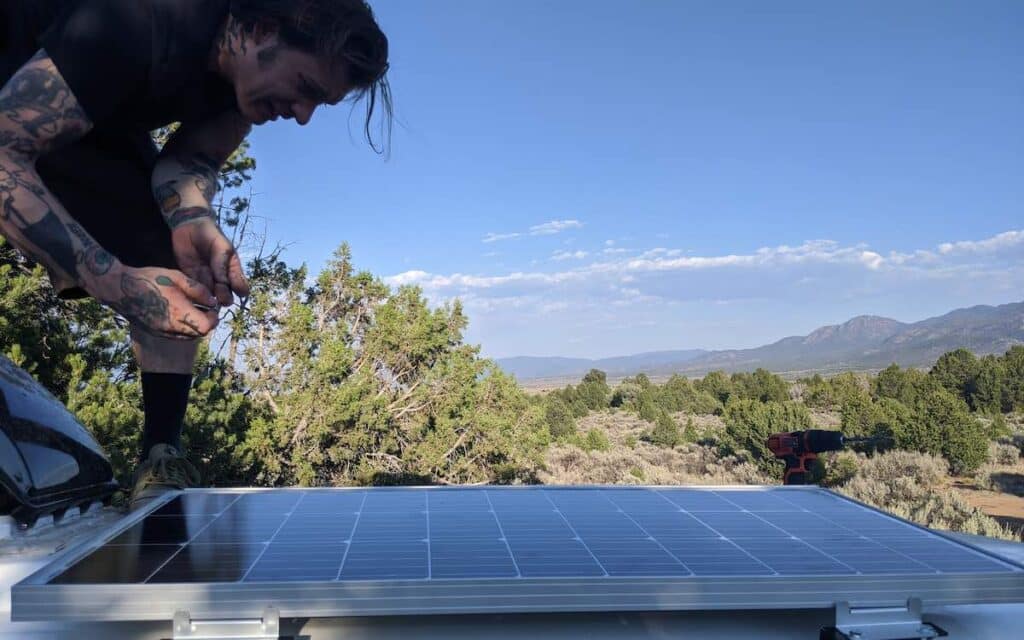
496, 301, 1024, 381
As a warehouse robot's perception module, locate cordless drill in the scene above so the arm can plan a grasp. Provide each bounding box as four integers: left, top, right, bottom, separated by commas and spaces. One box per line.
766, 430, 878, 485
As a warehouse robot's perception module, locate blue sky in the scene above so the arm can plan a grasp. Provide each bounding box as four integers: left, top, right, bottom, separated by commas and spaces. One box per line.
245, 0, 1023, 359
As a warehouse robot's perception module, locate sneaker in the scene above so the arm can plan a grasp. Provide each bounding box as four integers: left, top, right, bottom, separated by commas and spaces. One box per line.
128, 444, 201, 511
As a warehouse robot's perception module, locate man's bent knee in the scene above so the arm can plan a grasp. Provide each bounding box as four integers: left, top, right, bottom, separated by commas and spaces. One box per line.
130, 325, 200, 374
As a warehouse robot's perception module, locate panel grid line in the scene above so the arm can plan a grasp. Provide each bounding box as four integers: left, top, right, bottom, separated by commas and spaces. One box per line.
771, 490, 938, 573
600, 491, 694, 575
652, 489, 779, 576
142, 493, 245, 583
239, 491, 308, 581
710, 490, 861, 575
334, 491, 368, 581
540, 490, 610, 577
484, 490, 522, 578
424, 491, 432, 580
802, 490, 1023, 571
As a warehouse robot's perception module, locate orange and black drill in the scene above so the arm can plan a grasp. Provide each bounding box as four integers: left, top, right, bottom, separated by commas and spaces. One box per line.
766, 430, 879, 485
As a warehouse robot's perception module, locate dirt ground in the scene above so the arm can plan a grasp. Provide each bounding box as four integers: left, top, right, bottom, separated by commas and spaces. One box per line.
956, 481, 1024, 536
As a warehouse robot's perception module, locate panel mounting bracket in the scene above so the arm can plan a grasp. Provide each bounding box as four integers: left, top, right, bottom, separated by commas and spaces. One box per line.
821, 598, 947, 640
172, 606, 280, 639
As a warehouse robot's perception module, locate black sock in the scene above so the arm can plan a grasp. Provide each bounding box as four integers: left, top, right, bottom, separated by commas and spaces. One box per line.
139, 372, 192, 461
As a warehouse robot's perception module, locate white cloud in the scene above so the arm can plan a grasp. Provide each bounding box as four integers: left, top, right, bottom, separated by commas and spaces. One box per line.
552, 250, 588, 261
482, 219, 583, 243
392, 229, 1024, 299
937, 230, 1024, 255
605, 239, 616, 246
529, 219, 583, 235
482, 232, 521, 243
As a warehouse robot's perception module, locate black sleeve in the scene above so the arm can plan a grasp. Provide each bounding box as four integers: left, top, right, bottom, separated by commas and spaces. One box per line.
37, 0, 152, 125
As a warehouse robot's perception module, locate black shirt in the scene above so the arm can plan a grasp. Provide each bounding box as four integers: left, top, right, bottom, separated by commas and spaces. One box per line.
3, 0, 238, 134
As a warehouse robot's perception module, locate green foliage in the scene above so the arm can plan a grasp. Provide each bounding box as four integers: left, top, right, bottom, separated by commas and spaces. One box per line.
823, 451, 860, 487
695, 370, 733, 405
682, 417, 698, 443
872, 364, 930, 407
654, 374, 696, 412
729, 368, 789, 403
930, 348, 980, 403
800, 374, 831, 408
917, 387, 989, 475
988, 412, 1011, 439
720, 399, 814, 472
645, 410, 681, 448
544, 396, 577, 439
970, 355, 1007, 414
580, 428, 611, 452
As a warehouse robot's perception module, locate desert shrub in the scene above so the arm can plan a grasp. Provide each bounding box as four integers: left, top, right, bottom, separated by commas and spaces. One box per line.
872, 364, 930, 407
823, 450, 861, 487
682, 417, 698, 443
646, 411, 681, 448
720, 399, 813, 472
918, 387, 989, 474
581, 428, 611, 452
577, 369, 610, 410
695, 370, 733, 405
623, 435, 638, 449
989, 442, 1020, 466
986, 413, 1012, 439
609, 382, 641, 408
655, 375, 697, 412
544, 396, 576, 439
691, 390, 724, 415
729, 368, 789, 403
541, 440, 772, 486
836, 450, 1016, 540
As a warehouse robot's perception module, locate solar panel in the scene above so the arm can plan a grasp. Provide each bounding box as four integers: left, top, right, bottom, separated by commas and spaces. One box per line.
13, 486, 1024, 622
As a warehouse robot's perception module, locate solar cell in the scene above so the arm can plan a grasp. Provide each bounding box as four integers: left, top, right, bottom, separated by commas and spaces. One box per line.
14, 486, 1024, 622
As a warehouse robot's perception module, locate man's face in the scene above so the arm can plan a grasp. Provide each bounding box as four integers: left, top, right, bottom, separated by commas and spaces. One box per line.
232, 31, 350, 127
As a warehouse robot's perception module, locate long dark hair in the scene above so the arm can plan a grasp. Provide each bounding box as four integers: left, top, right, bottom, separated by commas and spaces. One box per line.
230, 0, 393, 153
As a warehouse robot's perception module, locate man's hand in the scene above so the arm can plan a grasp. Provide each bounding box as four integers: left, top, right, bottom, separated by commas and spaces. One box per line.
170, 218, 250, 306
88, 264, 221, 339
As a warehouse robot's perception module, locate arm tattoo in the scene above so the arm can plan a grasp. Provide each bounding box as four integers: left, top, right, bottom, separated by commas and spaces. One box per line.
119, 272, 170, 329
153, 154, 220, 228
154, 181, 182, 213
67, 222, 114, 276
0, 51, 90, 155
19, 209, 77, 277
167, 206, 214, 228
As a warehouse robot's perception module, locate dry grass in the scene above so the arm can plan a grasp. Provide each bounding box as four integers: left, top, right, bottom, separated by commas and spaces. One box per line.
541, 441, 770, 486
808, 409, 842, 429
837, 451, 1020, 541
544, 410, 769, 486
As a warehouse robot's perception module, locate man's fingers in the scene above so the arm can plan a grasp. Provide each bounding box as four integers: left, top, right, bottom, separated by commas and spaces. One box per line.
214, 282, 232, 305
164, 269, 218, 308
195, 264, 215, 293
228, 252, 250, 297
210, 246, 235, 306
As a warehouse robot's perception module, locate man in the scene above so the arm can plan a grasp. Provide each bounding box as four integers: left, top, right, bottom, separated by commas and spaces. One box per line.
0, 0, 391, 507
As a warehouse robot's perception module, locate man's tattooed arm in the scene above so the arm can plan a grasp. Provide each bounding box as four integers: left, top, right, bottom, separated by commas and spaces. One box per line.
0, 49, 119, 288
151, 110, 251, 229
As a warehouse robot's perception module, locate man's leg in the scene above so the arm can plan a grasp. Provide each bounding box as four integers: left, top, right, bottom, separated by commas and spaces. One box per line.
130, 326, 199, 459
128, 327, 202, 509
